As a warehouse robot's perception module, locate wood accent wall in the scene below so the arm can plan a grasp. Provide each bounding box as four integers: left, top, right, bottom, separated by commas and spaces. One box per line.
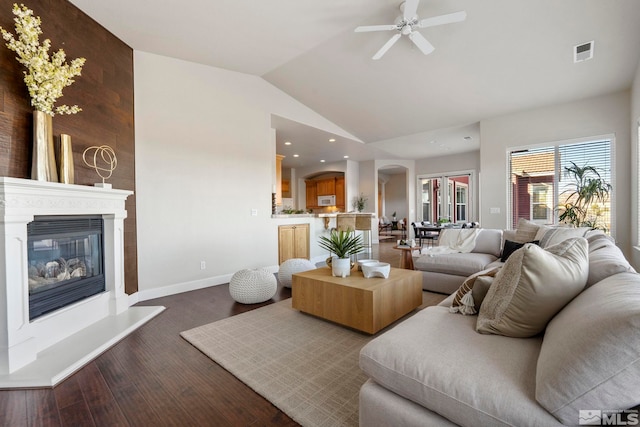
0, 0, 138, 293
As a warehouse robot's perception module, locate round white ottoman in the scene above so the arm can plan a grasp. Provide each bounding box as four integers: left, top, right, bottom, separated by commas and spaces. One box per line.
229, 269, 277, 304
278, 258, 316, 288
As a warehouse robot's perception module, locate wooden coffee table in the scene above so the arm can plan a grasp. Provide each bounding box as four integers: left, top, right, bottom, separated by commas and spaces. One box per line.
291, 267, 422, 334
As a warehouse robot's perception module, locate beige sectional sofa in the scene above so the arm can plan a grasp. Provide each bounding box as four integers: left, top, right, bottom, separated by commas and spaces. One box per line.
413, 228, 503, 294
360, 232, 639, 426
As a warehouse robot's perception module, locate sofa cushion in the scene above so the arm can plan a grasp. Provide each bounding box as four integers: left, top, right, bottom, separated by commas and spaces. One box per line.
536, 272, 640, 424
537, 226, 591, 248
414, 252, 498, 277
359, 306, 563, 426
515, 218, 540, 242
586, 237, 635, 288
471, 229, 503, 257
476, 238, 588, 337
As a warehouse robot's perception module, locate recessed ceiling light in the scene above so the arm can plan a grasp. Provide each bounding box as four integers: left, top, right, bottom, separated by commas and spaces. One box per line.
329, 138, 336, 142
293, 154, 299, 158
343, 155, 349, 159
320, 159, 325, 163
284, 141, 292, 145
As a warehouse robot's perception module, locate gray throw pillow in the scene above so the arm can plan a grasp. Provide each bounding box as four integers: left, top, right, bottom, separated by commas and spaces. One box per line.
476, 238, 588, 338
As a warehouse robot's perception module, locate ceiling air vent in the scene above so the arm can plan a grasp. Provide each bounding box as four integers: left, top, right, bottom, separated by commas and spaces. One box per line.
574, 41, 594, 63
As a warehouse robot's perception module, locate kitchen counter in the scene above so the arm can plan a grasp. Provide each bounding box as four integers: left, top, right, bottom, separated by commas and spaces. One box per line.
271, 213, 315, 218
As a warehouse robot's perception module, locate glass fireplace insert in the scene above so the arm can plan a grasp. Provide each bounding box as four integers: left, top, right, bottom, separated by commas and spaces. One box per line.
27, 215, 105, 320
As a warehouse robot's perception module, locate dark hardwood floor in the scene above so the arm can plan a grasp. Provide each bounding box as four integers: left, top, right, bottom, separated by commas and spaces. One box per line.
0, 240, 404, 426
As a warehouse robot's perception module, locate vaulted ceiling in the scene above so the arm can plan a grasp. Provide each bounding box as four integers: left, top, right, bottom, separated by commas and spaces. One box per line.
69, 0, 640, 168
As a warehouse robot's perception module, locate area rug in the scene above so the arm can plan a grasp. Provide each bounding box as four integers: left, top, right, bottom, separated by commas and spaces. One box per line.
181, 292, 447, 427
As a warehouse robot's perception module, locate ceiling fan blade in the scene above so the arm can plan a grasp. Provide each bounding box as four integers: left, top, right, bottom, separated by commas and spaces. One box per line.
408, 31, 435, 55
372, 33, 402, 60
417, 11, 467, 28
403, 0, 420, 21
355, 24, 398, 33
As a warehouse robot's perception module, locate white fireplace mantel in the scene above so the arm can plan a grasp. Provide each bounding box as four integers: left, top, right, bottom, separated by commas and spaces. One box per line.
0, 177, 164, 387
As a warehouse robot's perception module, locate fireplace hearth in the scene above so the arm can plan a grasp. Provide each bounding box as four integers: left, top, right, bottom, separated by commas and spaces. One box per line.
0, 177, 164, 387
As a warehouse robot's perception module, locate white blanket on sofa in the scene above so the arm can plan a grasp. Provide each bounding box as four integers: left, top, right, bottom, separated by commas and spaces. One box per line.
420, 228, 480, 256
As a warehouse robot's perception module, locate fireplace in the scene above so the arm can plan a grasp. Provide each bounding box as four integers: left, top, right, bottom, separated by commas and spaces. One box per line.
0, 177, 164, 386
28, 215, 105, 320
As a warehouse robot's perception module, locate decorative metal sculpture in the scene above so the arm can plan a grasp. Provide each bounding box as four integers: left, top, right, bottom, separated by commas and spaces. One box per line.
83, 145, 117, 187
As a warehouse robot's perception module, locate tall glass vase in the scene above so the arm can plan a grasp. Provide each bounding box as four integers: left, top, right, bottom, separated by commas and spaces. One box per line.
31, 110, 58, 182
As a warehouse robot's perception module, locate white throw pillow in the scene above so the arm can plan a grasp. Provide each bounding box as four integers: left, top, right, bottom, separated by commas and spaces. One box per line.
476, 238, 588, 338
537, 226, 591, 248
514, 218, 539, 243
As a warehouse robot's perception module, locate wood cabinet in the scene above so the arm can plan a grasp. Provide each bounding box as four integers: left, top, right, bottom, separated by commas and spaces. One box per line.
305, 176, 346, 210
305, 180, 318, 209
335, 177, 345, 209
278, 223, 310, 264
316, 178, 336, 196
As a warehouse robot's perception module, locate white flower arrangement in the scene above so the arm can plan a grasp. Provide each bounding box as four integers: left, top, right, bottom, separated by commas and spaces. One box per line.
0, 3, 86, 116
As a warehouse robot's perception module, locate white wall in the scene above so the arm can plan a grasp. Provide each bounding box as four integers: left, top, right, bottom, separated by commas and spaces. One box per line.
630, 60, 640, 270
134, 51, 355, 299
385, 174, 407, 221
479, 90, 632, 256
374, 159, 416, 225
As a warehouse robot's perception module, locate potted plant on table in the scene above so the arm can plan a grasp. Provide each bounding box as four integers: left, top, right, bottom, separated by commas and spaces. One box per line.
318, 229, 364, 277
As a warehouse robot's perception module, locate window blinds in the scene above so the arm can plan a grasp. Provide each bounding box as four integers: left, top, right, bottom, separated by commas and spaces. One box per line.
509, 139, 612, 231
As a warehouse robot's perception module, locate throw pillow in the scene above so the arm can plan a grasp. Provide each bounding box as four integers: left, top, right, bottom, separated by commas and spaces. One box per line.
450, 267, 500, 315
585, 239, 635, 288
536, 272, 640, 424
538, 226, 591, 248
514, 218, 539, 243
476, 238, 588, 338
501, 239, 539, 262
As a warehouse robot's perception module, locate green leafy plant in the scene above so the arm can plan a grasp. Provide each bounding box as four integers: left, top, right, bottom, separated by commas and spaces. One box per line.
318, 229, 363, 259
556, 161, 612, 230
281, 206, 305, 214
352, 193, 368, 212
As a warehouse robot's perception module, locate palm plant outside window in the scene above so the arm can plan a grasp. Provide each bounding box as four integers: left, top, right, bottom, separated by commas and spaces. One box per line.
509, 138, 612, 232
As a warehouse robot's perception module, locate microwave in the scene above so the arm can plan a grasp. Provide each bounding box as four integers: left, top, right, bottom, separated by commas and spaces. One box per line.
317, 195, 336, 206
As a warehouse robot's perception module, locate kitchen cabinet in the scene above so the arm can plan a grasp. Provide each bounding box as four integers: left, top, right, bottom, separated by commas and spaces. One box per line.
305, 180, 318, 209
316, 178, 336, 196
335, 177, 345, 209
278, 223, 310, 264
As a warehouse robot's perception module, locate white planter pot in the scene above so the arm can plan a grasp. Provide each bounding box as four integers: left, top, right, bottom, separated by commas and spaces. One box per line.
331, 257, 352, 277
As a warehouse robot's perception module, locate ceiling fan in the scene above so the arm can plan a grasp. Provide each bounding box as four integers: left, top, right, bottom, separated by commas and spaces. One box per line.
354, 0, 466, 60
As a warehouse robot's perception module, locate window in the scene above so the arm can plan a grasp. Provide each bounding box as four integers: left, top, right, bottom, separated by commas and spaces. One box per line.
509, 138, 612, 231
419, 178, 440, 223
530, 183, 551, 223
456, 183, 468, 222
418, 172, 474, 224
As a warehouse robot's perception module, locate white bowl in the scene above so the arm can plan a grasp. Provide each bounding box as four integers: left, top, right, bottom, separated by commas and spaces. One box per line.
357, 259, 378, 271
362, 262, 391, 279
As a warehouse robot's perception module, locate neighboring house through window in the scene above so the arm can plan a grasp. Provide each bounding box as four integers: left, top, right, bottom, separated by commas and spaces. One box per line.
418, 172, 474, 224
508, 137, 613, 231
